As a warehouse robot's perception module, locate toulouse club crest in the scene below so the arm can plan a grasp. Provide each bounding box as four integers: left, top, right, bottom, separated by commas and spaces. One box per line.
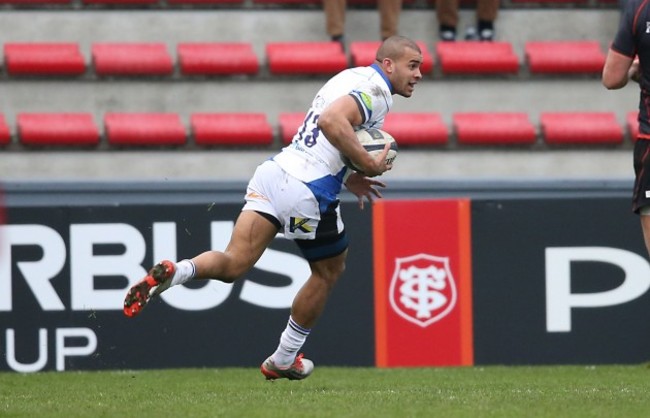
389, 253, 457, 328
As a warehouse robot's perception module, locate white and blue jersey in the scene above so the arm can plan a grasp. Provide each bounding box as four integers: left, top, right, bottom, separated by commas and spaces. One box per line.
273, 63, 394, 197
243, 63, 393, 260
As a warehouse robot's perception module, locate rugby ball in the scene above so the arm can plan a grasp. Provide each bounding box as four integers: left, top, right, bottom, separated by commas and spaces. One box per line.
342, 128, 398, 173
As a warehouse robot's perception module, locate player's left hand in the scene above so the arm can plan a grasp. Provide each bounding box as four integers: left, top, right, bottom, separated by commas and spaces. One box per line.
344, 171, 386, 210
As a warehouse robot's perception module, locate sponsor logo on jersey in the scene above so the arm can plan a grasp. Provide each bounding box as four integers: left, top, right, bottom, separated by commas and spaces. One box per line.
246, 191, 269, 201
360, 92, 373, 111
289, 217, 313, 233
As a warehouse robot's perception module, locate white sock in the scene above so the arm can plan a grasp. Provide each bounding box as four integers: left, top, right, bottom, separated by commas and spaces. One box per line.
271, 316, 311, 368
171, 259, 196, 287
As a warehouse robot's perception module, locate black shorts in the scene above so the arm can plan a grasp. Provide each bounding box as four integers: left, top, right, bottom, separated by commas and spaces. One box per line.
295, 229, 349, 262
632, 139, 650, 214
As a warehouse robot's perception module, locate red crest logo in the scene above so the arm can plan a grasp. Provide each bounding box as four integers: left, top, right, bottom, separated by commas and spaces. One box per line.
389, 253, 457, 328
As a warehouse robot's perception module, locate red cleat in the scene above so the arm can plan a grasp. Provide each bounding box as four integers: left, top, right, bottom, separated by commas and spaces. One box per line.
123, 260, 175, 318
260, 353, 314, 381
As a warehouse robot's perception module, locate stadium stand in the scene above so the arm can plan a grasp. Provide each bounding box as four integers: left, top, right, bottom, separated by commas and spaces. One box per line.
190, 113, 274, 146
92, 43, 174, 77
453, 112, 537, 145
17, 113, 100, 146
177, 43, 259, 76
524, 41, 606, 74
0, 7, 636, 182
4, 43, 86, 76
104, 113, 186, 146
540, 112, 624, 145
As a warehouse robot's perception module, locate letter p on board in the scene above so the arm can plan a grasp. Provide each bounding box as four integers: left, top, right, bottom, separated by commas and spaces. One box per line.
545, 247, 650, 332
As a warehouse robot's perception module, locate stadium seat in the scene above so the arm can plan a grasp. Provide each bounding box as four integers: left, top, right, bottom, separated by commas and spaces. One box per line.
266, 42, 348, 75
349, 41, 435, 74
190, 113, 274, 146
0, 114, 10, 145
511, 0, 587, 4
92, 43, 174, 77
627, 111, 639, 141
4, 43, 86, 76
0, 0, 70, 4
178, 43, 259, 76
435, 42, 520, 74
525, 41, 606, 74
104, 113, 186, 146
383, 113, 448, 146
252, 0, 319, 4
17, 113, 99, 146
278, 112, 306, 144
169, 0, 242, 4
540, 112, 624, 145
453, 112, 537, 145
82, 0, 158, 4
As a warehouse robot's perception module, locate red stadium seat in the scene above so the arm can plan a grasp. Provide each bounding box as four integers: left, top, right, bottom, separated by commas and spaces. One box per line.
252, 0, 319, 4
82, 0, 157, 4
4, 43, 86, 76
349, 41, 435, 74
178, 43, 259, 76
266, 42, 348, 75
453, 112, 537, 145
17, 113, 99, 146
0, 114, 10, 145
104, 113, 186, 146
627, 111, 639, 141
383, 113, 448, 146
525, 41, 606, 74
349, 0, 416, 4
0, 0, 70, 4
540, 112, 623, 145
92, 43, 174, 77
191, 113, 273, 146
511, 0, 587, 4
436, 41, 520, 74
279, 112, 306, 144
169, 0, 241, 4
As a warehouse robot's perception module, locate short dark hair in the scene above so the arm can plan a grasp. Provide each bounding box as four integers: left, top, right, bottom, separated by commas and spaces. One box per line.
376, 36, 421, 62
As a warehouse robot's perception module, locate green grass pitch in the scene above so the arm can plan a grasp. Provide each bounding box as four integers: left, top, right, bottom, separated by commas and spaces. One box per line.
1, 365, 649, 417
